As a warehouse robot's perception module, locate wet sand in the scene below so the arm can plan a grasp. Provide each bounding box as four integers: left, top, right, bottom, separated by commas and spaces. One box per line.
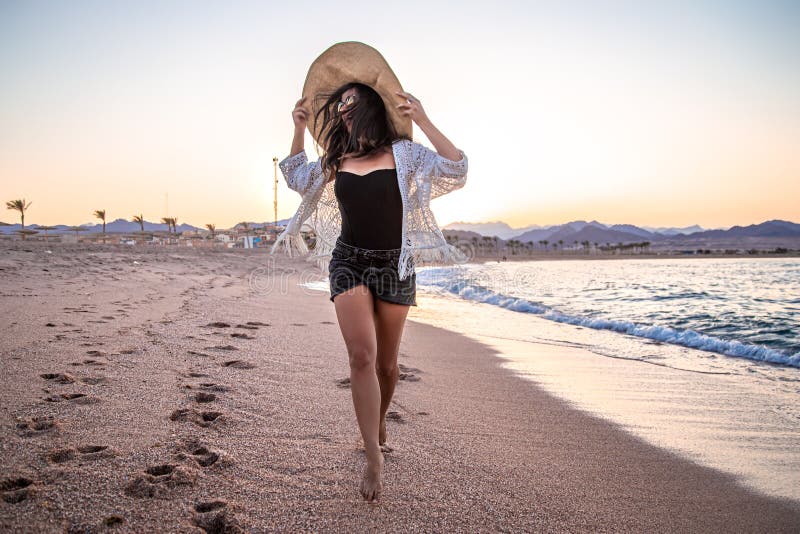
1, 242, 799, 532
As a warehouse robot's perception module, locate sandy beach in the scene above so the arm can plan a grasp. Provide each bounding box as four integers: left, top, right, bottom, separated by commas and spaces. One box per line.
2, 242, 799, 532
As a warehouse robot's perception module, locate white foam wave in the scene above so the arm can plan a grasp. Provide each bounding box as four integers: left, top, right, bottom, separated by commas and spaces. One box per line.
416, 268, 800, 369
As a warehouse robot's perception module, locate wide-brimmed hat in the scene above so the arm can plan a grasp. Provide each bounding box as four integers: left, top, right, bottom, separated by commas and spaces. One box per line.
302, 41, 413, 143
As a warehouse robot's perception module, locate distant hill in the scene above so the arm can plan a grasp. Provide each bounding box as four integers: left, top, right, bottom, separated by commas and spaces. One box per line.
444, 221, 544, 240
642, 224, 708, 236
608, 224, 658, 239
441, 218, 788, 246
672, 219, 800, 240
513, 220, 650, 246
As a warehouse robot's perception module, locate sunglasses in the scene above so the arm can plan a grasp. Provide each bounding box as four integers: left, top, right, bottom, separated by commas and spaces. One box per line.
336, 95, 357, 114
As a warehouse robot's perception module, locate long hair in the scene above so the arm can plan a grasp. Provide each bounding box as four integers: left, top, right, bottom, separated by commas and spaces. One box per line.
312, 82, 408, 180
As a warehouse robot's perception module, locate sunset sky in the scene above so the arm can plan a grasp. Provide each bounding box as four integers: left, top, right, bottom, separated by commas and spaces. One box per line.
1, 0, 798, 230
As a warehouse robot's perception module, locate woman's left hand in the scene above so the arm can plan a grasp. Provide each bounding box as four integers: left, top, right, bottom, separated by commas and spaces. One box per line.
395, 91, 430, 125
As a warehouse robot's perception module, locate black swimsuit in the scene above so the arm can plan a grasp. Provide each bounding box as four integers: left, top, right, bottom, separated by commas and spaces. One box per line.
334, 168, 403, 250
327, 166, 417, 306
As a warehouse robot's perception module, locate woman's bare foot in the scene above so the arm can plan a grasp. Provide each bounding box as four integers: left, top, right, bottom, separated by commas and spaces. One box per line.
360, 447, 384, 502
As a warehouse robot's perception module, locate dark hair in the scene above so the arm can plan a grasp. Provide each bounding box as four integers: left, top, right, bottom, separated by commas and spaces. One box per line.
312, 82, 408, 180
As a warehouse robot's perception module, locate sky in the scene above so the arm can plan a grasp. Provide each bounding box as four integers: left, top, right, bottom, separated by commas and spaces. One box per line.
1, 0, 799, 230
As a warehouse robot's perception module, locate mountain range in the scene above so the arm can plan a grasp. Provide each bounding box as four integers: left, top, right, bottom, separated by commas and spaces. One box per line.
444, 219, 800, 245
3, 217, 799, 245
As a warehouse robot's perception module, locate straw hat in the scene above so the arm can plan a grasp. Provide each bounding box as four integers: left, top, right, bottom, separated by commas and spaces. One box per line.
302, 41, 413, 142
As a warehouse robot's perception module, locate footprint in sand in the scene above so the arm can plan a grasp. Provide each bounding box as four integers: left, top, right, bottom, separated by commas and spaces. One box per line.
244, 321, 270, 327
386, 411, 405, 423
334, 377, 351, 389
16, 416, 58, 437
195, 500, 227, 513
169, 408, 224, 428
103, 515, 125, 527
69, 359, 105, 367
188, 350, 211, 358
205, 345, 239, 352
42, 392, 98, 404
198, 383, 232, 393
0, 477, 34, 504
320, 321, 335, 325
221, 360, 255, 369
40, 372, 75, 384
229, 333, 255, 340
79, 376, 108, 385
173, 439, 228, 469
123, 463, 197, 499
194, 392, 216, 403
192, 500, 244, 534
290, 323, 307, 326
204, 322, 231, 328
47, 445, 112, 464
398, 363, 422, 382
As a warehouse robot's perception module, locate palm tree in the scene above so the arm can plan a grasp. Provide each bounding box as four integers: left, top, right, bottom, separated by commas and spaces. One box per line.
206, 223, 216, 239
93, 209, 106, 234
132, 214, 145, 233
6, 199, 32, 239
161, 217, 176, 234
558, 239, 564, 253
171, 217, 178, 234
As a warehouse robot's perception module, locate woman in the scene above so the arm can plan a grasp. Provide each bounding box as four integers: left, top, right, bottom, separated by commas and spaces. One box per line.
273, 42, 468, 502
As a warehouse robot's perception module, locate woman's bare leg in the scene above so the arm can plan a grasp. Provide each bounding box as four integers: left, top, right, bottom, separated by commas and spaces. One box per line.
333, 284, 383, 501
373, 298, 410, 448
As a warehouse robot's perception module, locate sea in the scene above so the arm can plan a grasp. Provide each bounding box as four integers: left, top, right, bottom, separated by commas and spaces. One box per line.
305, 256, 800, 501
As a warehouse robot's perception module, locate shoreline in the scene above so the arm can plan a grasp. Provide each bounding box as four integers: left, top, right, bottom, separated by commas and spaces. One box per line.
408, 290, 800, 502
1, 242, 799, 531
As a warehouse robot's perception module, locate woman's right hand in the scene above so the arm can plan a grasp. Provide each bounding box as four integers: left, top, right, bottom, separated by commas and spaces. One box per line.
292, 97, 309, 130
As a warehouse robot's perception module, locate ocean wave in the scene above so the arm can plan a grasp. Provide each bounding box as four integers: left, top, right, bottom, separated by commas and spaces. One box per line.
416, 268, 800, 369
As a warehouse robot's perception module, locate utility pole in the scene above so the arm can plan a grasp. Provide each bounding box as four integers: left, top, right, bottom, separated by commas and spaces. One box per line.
273, 157, 278, 228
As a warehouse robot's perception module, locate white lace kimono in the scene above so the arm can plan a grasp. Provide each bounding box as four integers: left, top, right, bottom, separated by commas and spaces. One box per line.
270, 138, 469, 280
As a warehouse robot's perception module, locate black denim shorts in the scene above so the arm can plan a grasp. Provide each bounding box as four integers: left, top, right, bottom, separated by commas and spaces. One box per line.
328, 237, 417, 306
